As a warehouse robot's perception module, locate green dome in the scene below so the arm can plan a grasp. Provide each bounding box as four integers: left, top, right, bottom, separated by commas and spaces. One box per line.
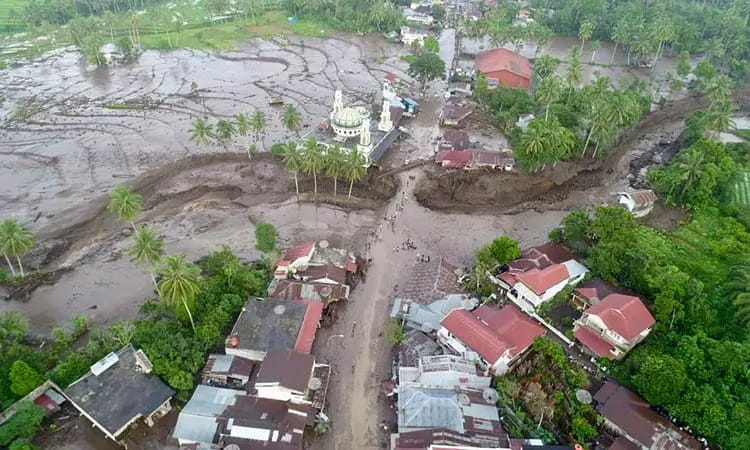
333, 107, 364, 128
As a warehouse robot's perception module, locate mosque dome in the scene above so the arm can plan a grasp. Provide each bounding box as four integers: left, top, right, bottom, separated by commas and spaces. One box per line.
333, 107, 365, 129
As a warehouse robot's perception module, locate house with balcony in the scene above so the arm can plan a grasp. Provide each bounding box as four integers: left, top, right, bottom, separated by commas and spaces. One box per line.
573, 289, 655, 360
490, 243, 588, 312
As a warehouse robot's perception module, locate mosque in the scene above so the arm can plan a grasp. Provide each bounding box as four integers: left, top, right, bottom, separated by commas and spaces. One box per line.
305, 90, 403, 166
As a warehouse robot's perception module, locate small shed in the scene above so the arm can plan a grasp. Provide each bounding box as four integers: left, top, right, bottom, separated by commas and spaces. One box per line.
616, 190, 657, 218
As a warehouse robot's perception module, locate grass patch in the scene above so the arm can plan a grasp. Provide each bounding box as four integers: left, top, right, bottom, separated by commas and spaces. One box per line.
139, 11, 331, 51
731, 171, 750, 206
0, 0, 30, 31
734, 128, 750, 141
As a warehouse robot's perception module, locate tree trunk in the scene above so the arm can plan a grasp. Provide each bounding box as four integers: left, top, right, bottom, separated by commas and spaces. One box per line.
182, 298, 196, 332
627, 49, 631, 66
131, 221, 137, 231
590, 50, 596, 64
313, 173, 318, 199
580, 39, 585, 53
3, 254, 16, 277
333, 177, 338, 203
545, 104, 549, 121
348, 179, 354, 199
581, 125, 595, 157
15, 256, 25, 277
294, 173, 300, 201
610, 42, 618, 64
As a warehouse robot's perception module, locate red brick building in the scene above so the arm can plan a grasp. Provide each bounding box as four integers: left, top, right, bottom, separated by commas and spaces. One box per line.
475, 48, 533, 90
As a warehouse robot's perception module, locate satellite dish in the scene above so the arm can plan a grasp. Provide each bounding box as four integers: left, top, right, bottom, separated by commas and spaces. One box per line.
273, 304, 287, 315
457, 393, 471, 406
319, 240, 329, 249
575, 389, 593, 404
225, 445, 241, 450
308, 377, 322, 390
482, 388, 499, 404
320, 286, 333, 297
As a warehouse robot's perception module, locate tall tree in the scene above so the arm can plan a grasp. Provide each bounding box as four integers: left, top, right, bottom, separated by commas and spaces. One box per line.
728, 264, 750, 327
533, 55, 560, 81
566, 47, 582, 103
344, 150, 367, 199
675, 150, 706, 200
324, 145, 345, 202
578, 20, 594, 53
281, 142, 303, 200
705, 74, 733, 106
0, 218, 34, 278
302, 138, 325, 198
107, 185, 143, 230
535, 76, 563, 121
189, 118, 214, 145
250, 110, 266, 149
156, 254, 201, 331
127, 225, 165, 289
215, 119, 237, 140
282, 104, 303, 137
704, 100, 736, 138
407, 52, 446, 90
0, 312, 28, 349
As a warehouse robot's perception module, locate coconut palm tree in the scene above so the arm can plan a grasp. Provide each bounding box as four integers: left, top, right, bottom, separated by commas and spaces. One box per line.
610, 19, 629, 64
127, 226, 165, 289
566, 47, 582, 103
0, 311, 28, 348
582, 100, 614, 157
235, 113, 251, 136
578, 20, 594, 53
156, 254, 201, 332
215, 119, 237, 141
281, 142, 303, 200
324, 145, 346, 202
189, 118, 214, 145
676, 150, 706, 200
0, 219, 35, 278
517, 120, 547, 171
705, 74, 733, 106
728, 264, 750, 327
282, 104, 303, 137
344, 150, 368, 199
302, 138, 325, 198
535, 76, 563, 122
250, 110, 266, 149
107, 185, 142, 230
704, 100, 736, 138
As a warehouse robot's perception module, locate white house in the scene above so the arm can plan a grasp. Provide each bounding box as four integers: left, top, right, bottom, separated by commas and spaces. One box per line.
400, 27, 429, 46
616, 189, 658, 218
398, 354, 491, 390
490, 242, 588, 312
438, 305, 545, 374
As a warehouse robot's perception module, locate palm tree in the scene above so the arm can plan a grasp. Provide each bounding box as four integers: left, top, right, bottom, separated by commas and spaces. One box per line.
578, 20, 594, 53
728, 264, 750, 327
250, 110, 266, 149
302, 138, 325, 198
704, 101, 736, 138
127, 226, 165, 289
325, 145, 346, 202
566, 47, 582, 103
156, 254, 201, 331
705, 74, 733, 106
189, 118, 214, 145
344, 150, 367, 199
581, 100, 614, 157
235, 113, 251, 136
282, 104, 303, 137
0, 219, 35, 278
215, 119, 237, 140
247, 143, 259, 161
281, 142, 303, 200
0, 311, 28, 348
676, 151, 706, 200
107, 185, 143, 230
611, 19, 629, 64
535, 76, 562, 121
517, 120, 547, 171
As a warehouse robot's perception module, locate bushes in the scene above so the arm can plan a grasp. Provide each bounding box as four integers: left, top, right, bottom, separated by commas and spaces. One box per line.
0, 402, 45, 447
9, 361, 44, 397
254, 222, 277, 253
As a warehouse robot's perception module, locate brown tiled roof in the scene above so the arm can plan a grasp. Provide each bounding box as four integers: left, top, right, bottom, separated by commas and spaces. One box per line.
516, 264, 570, 295
220, 396, 315, 448
268, 279, 349, 303
282, 241, 315, 261
440, 305, 545, 364
631, 189, 658, 206
296, 264, 347, 285
475, 48, 533, 80
394, 427, 507, 450
255, 350, 314, 392
585, 294, 655, 340
398, 258, 464, 305
574, 327, 615, 358
594, 382, 701, 450
575, 278, 635, 306
294, 301, 324, 354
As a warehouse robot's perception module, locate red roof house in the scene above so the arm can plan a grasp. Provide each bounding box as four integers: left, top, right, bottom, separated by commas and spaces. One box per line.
574, 293, 655, 360
475, 48, 533, 90
438, 305, 545, 374
274, 241, 316, 279
435, 150, 515, 170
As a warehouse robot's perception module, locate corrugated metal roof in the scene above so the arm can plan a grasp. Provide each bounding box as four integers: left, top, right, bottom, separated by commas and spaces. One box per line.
173, 386, 245, 445
208, 354, 233, 373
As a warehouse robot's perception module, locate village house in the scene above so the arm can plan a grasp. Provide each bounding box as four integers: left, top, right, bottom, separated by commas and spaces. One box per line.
490, 242, 588, 312
273, 240, 357, 281
439, 100, 473, 127
391, 293, 478, 333
616, 189, 658, 218
391, 428, 514, 450
252, 350, 330, 409
435, 149, 515, 171
267, 278, 350, 305
400, 26, 430, 46
398, 354, 491, 390
64, 345, 174, 443
201, 353, 258, 390
594, 382, 702, 450
225, 298, 323, 362
573, 286, 655, 360
397, 257, 465, 305
403, 9, 435, 26
399, 330, 442, 370
437, 129, 470, 152
173, 385, 316, 449
475, 48, 534, 91
438, 304, 546, 374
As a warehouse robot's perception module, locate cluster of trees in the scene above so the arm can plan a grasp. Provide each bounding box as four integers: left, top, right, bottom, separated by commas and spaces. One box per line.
273, 138, 368, 201
464, 236, 521, 298
190, 109, 269, 156
478, 53, 650, 172
464, 3, 554, 56
552, 203, 750, 447
531, 0, 750, 78
405, 35, 446, 89
0, 401, 46, 450
0, 220, 35, 280
285, 0, 404, 33
22, 0, 169, 26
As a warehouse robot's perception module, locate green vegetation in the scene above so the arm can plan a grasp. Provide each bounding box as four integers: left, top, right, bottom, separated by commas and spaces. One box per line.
407, 52, 445, 89
0, 219, 35, 278
386, 318, 407, 346
464, 236, 521, 299
0, 401, 45, 448
9, 361, 44, 397
730, 171, 750, 206
107, 185, 143, 230
254, 222, 277, 253
0, 0, 30, 31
